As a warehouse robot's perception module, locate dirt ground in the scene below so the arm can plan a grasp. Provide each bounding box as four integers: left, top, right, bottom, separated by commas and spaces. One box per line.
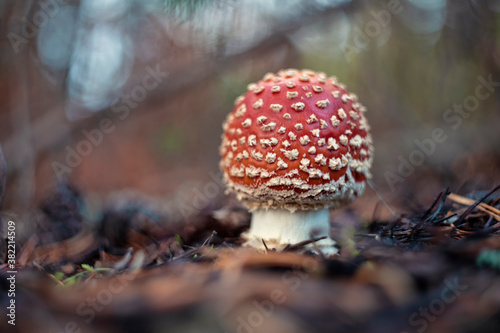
1, 182, 500, 333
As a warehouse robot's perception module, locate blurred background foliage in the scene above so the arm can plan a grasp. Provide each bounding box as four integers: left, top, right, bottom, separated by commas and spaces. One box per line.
1, 0, 500, 234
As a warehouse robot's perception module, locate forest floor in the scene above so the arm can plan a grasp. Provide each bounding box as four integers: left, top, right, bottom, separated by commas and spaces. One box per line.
1, 183, 500, 333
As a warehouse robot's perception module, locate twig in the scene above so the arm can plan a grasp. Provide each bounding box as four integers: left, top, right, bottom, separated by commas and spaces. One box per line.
367, 179, 399, 218
201, 230, 217, 247
454, 185, 500, 225
282, 236, 327, 252
448, 192, 500, 221
422, 190, 444, 220
484, 216, 495, 229
425, 188, 451, 224
433, 213, 457, 225
261, 239, 269, 252
384, 216, 404, 236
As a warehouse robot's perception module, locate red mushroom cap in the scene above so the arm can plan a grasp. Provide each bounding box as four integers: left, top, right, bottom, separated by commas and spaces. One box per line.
220, 69, 373, 211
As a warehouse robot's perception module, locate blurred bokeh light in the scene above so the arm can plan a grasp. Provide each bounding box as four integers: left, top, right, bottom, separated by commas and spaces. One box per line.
1, 0, 500, 232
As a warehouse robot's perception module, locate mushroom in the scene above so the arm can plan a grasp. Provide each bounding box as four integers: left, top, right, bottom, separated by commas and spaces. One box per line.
219, 69, 373, 255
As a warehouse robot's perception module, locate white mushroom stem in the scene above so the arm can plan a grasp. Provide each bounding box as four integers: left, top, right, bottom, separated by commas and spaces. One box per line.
245, 208, 338, 255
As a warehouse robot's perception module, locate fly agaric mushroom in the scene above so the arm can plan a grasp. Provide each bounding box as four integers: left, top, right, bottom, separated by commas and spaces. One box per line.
219, 69, 373, 255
